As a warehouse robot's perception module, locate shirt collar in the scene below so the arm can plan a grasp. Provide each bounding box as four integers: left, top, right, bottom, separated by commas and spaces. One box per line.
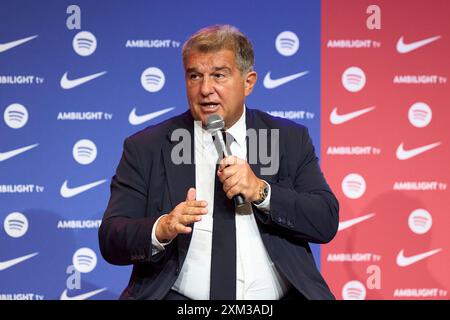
194, 105, 247, 149
225, 105, 246, 148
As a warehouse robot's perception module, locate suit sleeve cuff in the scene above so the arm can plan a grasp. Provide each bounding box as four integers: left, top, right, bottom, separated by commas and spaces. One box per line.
253, 180, 271, 213
151, 215, 172, 255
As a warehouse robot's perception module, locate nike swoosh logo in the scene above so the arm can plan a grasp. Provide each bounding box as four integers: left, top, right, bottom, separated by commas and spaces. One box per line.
129, 107, 175, 125
396, 35, 441, 54
60, 288, 107, 300
0, 144, 39, 162
396, 142, 441, 160
60, 71, 107, 89
0, 35, 38, 53
263, 71, 309, 89
338, 213, 376, 232
330, 106, 375, 125
0, 252, 39, 271
396, 248, 442, 267
60, 179, 107, 198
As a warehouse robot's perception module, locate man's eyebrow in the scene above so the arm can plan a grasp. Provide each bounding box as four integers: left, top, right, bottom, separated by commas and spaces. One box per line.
212, 66, 231, 72
185, 66, 231, 73
185, 67, 198, 73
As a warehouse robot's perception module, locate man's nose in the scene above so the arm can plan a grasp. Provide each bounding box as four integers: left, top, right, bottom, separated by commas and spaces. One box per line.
200, 77, 214, 96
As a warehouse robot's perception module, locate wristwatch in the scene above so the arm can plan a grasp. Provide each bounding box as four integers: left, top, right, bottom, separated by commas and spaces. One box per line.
253, 180, 269, 205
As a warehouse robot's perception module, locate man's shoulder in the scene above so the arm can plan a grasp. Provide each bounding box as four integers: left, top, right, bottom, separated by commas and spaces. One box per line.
126, 110, 192, 147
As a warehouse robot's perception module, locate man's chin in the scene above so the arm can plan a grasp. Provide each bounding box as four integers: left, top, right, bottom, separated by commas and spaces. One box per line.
190, 113, 211, 129
194, 111, 224, 125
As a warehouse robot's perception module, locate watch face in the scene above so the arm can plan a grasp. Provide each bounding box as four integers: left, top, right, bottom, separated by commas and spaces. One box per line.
261, 184, 268, 199
254, 181, 269, 205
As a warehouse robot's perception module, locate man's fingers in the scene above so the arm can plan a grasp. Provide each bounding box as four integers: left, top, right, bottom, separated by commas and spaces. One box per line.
180, 214, 203, 226
218, 156, 244, 171
218, 165, 239, 182
185, 200, 208, 208
226, 185, 241, 199
186, 187, 196, 201
185, 206, 208, 215
222, 174, 240, 193
163, 195, 208, 239
175, 223, 192, 234
175, 213, 203, 231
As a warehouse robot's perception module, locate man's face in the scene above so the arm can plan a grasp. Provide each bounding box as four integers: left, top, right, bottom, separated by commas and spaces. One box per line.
184, 49, 257, 129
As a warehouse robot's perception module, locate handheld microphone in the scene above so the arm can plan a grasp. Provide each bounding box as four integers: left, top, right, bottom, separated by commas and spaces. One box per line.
206, 114, 246, 208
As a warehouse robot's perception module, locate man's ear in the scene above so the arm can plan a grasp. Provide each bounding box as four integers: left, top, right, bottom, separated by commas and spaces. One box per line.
244, 71, 257, 96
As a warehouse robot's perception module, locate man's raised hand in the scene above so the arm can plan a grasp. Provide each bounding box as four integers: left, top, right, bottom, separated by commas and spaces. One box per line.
155, 187, 207, 242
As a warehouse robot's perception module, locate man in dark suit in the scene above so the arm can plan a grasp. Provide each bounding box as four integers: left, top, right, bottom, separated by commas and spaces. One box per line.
99, 25, 339, 300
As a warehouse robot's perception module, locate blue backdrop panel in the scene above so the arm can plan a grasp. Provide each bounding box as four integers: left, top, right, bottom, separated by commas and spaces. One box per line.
0, 0, 320, 299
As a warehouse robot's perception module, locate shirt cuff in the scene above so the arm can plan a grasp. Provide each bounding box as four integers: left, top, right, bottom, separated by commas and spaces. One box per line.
151, 214, 172, 255
253, 180, 271, 213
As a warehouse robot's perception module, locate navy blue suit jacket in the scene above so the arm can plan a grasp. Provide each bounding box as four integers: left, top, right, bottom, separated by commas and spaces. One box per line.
99, 108, 339, 300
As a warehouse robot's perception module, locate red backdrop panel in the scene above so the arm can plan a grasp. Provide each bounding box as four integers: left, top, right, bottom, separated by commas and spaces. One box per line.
321, 0, 450, 300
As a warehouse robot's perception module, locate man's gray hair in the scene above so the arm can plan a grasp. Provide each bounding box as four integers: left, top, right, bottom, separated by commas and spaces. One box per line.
182, 25, 255, 74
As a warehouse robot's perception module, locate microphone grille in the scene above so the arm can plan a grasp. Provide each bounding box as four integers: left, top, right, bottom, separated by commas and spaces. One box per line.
206, 114, 224, 132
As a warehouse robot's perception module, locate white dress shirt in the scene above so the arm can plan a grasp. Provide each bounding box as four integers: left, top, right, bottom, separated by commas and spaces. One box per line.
152, 107, 289, 299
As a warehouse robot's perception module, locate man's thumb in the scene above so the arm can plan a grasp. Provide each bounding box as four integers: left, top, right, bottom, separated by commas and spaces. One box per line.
186, 187, 196, 201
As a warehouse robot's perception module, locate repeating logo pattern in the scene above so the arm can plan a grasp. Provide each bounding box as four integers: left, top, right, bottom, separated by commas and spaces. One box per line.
342, 280, 366, 300
140, 67, 165, 93
341, 173, 366, 199
72, 248, 97, 273
408, 209, 432, 235
322, 0, 449, 300
1, 1, 322, 300
72, 31, 97, 56
4, 212, 29, 238
408, 102, 432, 128
3, 0, 446, 301
342, 66, 366, 92
4, 103, 28, 129
275, 31, 300, 56
72, 139, 97, 165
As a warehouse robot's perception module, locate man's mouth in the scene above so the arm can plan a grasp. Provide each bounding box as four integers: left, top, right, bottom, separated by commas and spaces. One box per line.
199, 102, 220, 111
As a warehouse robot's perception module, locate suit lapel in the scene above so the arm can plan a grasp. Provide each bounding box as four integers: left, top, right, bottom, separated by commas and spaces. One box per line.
246, 108, 262, 180
246, 108, 278, 182
162, 111, 195, 267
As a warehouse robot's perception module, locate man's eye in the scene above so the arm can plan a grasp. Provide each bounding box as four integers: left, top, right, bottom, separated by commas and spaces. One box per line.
214, 74, 225, 79
189, 74, 200, 80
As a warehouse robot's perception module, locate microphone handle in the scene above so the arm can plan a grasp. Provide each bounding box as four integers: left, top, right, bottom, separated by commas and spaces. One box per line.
215, 130, 247, 208
233, 194, 246, 208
